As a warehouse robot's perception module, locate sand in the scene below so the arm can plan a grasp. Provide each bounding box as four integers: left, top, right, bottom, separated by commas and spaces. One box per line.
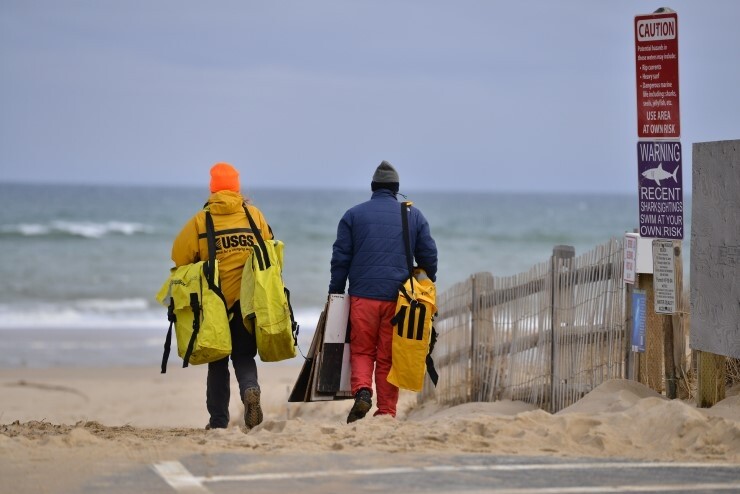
1, 364, 738, 492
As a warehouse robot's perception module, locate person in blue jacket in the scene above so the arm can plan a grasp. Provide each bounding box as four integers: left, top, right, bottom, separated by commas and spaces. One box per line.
329, 160, 438, 423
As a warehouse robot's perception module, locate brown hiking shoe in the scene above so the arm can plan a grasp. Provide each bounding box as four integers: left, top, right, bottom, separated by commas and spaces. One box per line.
346, 388, 372, 424
243, 387, 263, 429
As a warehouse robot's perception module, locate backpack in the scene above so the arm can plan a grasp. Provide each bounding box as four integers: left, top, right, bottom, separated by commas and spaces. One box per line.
386, 201, 439, 392
387, 268, 438, 391
239, 206, 298, 362
157, 212, 232, 372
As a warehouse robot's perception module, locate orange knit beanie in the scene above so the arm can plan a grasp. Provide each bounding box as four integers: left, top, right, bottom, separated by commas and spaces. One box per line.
209, 162, 240, 193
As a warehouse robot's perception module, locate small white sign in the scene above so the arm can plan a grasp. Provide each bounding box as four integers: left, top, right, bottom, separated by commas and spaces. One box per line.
652, 239, 676, 314
624, 233, 638, 284
636, 235, 654, 274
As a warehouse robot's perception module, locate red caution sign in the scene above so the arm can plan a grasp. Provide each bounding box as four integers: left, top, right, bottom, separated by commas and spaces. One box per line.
635, 12, 680, 139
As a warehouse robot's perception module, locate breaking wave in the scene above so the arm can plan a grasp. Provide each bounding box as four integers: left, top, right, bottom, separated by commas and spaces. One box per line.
0, 298, 163, 330
0, 220, 155, 239
0, 299, 322, 336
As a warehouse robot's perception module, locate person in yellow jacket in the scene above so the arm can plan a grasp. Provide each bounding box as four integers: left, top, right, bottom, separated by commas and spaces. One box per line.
171, 162, 273, 430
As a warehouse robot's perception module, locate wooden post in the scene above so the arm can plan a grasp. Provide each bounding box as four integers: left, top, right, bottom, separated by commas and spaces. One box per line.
663, 310, 677, 398
662, 240, 684, 399
640, 273, 664, 393
673, 281, 690, 399
550, 245, 575, 413
470, 273, 496, 402
697, 350, 726, 407
470, 274, 478, 403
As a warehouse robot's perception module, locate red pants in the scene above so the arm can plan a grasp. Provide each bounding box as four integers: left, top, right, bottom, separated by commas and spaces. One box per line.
349, 296, 399, 417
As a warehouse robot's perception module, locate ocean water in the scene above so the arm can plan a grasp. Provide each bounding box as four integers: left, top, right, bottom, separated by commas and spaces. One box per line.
0, 183, 689, 368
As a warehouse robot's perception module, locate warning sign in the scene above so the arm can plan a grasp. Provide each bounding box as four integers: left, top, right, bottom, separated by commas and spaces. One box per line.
652, 239, 676, 314
624, 233, 638, 284
638, 141, 683, 239
635, 11, 680, 139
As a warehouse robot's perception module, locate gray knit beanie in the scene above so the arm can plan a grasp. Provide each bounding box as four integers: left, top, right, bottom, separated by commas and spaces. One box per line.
372, 160, 399, 183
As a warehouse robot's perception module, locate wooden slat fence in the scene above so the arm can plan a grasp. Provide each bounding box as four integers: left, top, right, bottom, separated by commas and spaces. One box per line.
420, 238, 626, 413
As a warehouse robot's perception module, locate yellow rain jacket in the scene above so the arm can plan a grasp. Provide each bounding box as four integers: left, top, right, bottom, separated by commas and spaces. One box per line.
387, 269, 438, 392
171, 191, 273, 310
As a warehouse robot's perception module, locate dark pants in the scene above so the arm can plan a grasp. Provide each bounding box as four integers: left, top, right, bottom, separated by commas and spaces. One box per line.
206, 302, 258, 428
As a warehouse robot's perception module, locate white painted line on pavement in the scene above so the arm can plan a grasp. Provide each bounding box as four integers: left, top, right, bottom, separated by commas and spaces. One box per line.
203, 461, 739, 483
457, 485, 740, 494
151, 459, 740, 492
152, 461, 211, 493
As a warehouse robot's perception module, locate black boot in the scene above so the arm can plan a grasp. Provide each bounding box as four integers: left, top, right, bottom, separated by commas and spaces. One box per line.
243, 387, 263, 429
347, 388, 372, 424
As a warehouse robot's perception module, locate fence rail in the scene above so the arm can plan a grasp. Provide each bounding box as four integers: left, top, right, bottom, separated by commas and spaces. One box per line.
420, 238, 626, 413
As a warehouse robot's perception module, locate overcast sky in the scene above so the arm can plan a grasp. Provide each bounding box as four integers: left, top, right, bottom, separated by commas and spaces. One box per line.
1, 1, 738, 192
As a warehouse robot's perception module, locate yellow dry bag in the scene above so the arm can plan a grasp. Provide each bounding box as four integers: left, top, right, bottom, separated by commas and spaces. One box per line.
387, 269, 437, 392
240, 207, 298, 362
387, 201, 439, 392
156, 260, 232, 370
157, 212, 232, 372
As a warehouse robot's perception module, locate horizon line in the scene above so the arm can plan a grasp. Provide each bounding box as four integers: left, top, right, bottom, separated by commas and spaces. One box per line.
0, 179, 663, 197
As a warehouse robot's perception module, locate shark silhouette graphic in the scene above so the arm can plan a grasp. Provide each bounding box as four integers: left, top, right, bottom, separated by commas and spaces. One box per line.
641, 163, 679, 186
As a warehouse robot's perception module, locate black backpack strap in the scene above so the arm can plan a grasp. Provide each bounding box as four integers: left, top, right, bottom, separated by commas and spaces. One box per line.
284, 287, 300, 347
243, 205, 271, 270
426, 326, 439, 386
204, 211, 218, 286
204, 212, 228, 306
400, 201, 415, 293
398, 282, 413, 303
182, 292, 201, 367
161, 299, 175, 373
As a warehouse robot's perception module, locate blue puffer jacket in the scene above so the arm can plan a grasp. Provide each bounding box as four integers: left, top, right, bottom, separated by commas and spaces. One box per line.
329, 189, 438, 301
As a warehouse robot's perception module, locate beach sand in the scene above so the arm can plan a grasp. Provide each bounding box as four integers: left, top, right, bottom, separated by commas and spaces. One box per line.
1, 364, 738, 492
